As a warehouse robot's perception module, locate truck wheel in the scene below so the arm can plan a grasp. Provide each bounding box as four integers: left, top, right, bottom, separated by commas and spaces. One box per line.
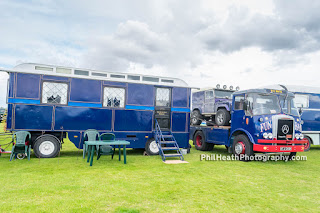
191, 110, 202, 125
193, 131, 213, 151
232, 134, 254, 161
145, 138, 159, 155
288, 152, 296, 161
215, 109, 230, 126
304, 137, 312, 152
33, 135, 60, 158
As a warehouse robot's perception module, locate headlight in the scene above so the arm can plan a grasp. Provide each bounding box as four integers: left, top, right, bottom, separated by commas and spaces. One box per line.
263, 133, 268, 139
299, 134, 304, 140
268, 133, 273, 139
295, 134, 299, 139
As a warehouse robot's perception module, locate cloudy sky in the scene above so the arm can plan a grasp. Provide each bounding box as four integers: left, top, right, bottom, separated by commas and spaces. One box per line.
1, 0, 320, 107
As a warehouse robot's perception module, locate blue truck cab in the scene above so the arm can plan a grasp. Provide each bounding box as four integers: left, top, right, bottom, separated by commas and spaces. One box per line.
190, 88, 307, 158
191, 85, 238, 126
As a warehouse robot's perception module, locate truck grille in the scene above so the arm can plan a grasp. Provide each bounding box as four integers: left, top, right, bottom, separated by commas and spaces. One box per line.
277, 119, 293, 140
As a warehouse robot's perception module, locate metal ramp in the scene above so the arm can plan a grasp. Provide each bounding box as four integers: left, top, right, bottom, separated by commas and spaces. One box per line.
154, 120, 184, 161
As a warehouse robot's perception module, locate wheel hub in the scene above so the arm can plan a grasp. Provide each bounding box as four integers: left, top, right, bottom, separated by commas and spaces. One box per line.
217, 114, 224, 123
235, 141, 245, 154
196, 135, 202, 147
39, 141, 55, 155
149, 141, 159, 154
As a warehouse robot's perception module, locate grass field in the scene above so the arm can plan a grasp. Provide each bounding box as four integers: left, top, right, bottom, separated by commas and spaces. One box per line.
0, 122, 319, 213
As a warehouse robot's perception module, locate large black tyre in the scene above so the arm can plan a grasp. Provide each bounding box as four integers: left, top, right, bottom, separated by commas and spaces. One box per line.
215, 109, 231, 126
304, 137, 312, 152
232, 134, 254, 161
33, 135, 60, 158
191, 110, 202, 125
193, 131, 214, 151
145, 138, 159, 155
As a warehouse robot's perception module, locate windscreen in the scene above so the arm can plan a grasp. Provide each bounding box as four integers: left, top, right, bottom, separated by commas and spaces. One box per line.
215, 90, 233, 99
247, 93, 281, 115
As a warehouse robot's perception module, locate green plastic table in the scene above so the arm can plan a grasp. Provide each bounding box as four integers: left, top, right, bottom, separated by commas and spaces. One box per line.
85, 140, 130, 166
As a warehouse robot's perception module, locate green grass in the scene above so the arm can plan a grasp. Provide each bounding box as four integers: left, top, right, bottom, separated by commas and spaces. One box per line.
0, 122, 319, 212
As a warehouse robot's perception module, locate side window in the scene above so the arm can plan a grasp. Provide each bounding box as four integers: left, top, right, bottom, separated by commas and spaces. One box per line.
42, 82, 68, 104
103, 87, 125, 108
294, 94, 309, 108
234, 95, 245, 110
205, 90, 214, 99
156, 88, 171, 107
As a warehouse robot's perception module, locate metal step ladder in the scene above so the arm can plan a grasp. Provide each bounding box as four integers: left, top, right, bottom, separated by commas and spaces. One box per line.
154, 120, 184, 161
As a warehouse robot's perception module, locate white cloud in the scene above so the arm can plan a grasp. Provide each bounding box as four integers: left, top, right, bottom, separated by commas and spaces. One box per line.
1, 0, 320, 108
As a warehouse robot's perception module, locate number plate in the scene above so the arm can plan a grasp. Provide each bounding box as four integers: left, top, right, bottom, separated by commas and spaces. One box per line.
280, 147, 292, 151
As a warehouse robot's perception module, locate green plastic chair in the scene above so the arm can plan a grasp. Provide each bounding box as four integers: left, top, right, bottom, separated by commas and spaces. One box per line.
97, 133, 115, 160
83, 129, 100, 159
10, 131, 31, 161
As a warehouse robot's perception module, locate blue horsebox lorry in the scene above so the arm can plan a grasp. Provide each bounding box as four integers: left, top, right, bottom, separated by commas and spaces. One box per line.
288, 85, 320, 151
191, 84, 240, 126
190, 88, 307, 159
264, 85, 320, 151
0, 63, 192, 158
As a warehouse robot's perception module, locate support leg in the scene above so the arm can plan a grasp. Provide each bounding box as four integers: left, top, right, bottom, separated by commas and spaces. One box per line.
87, 145, 91, 163
83, 144, 86, 159
118, 145, 121, 161
124, 145, 126, 164
90, 145, 95, 166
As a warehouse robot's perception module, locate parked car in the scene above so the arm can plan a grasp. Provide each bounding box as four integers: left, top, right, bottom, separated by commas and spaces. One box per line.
191, 85, 239, 126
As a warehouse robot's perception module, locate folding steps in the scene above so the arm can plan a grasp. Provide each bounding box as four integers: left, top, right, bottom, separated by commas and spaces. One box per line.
154, 120, 184, 161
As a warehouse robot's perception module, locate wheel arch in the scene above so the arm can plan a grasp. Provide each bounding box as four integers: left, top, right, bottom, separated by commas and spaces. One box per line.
29, 132, 63, 148
229, 129, 255, 147
192, 108, 202, 114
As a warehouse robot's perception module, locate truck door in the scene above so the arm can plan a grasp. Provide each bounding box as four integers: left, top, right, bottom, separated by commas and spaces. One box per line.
154, 87, 171, 130
231, 94, 246, 129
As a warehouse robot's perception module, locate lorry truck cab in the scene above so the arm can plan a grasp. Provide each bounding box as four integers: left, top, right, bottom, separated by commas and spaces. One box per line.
190, 88, 307, 159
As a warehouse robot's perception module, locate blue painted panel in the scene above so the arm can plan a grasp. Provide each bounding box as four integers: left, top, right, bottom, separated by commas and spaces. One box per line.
16, 73, 40, 99
114, 110, 153, 131
68, 102, 102, 108
309, 93, 320, 109
68, 132, 82, 148
206, 128, 229, 145
8, 73, 14, 98
6, 104, 13, 129
14, 105, 53, 130
8, 98, 40, 104
172, 133, 189, 149
43, 75, 69, 82
173, 87, 188, 108
70, 78, 101, 103
126, 105, 154, 110
55, 106, 112, 131
104, 81, 126, 87
171, 108, 190, 112
301, 110, 320, 131
127, 84, 154, 106
172, 113, 187, 132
